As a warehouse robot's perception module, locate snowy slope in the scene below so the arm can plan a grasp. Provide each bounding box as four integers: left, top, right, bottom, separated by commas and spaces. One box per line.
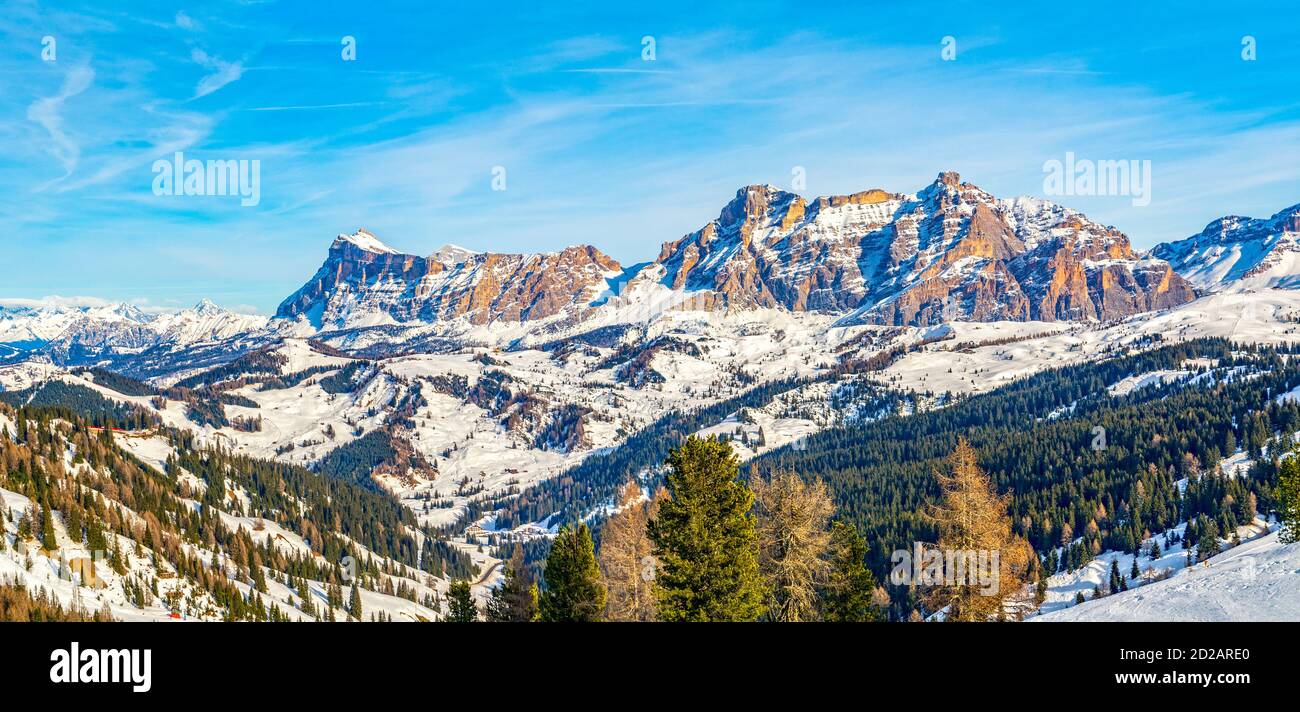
881, 288, 1300, 397
1152, 203, 1300, 291
1038, 526, 1300, 622
1, 308, 893, 537
8, 287, 1300, 542
0, 426, 464, 622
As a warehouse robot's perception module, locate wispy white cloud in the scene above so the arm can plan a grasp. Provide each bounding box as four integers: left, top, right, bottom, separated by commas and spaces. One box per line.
247, 102, 385, 111
54, 108, 211, 193
138, 28, 1289, 274
0, 295, 114, 309
558, 68, 673, 74
191, 48, 243, 98
26, 65, 94, 178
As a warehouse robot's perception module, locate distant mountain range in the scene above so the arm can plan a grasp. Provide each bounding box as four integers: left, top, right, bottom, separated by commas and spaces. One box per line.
1152, 203, 1300, 291
3, 172, 1297, 371
274, 172, 1203, 334
0, 299, 266, 366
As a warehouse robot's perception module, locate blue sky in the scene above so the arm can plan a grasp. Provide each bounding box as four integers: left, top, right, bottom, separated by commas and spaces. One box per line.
2, 1, 1298, 314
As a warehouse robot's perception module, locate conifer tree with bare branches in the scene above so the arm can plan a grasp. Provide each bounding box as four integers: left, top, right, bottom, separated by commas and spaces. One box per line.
925, 439, 1032, 621
598, 482, 659, 621
752, 469, 833, 622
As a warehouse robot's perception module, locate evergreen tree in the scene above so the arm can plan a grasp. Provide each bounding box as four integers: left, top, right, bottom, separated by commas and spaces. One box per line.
539, 522, 606, 622
251, 554, 268, 593
446, 580, 477, 622
40, 497, 57, 551
819, 521, 884, 622
648, 436, 764, 622
348, 582, 363, 621
1197, 518, 1221, 562
1278, 448, 1300, 544
66, 505, 83, 544
16, 507, 33, 541
486, 544, 538, 622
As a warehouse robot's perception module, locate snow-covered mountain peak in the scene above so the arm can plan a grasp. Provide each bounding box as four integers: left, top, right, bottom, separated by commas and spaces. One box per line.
276, 232, 623, 331
429, 243, 480, 267
335, 228, 399, 255
191, 298, 224, 316
98, 302, 154, 323
0, 295, 271, 370
651, 173, 1191, 323
1152, 200, 1300, 291
914, 170, 996, 205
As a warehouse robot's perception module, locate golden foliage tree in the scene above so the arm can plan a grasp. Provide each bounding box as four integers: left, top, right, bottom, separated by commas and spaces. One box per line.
925, 439, 1032, 621
752, 469, 834, 622
598, 482, 660, 621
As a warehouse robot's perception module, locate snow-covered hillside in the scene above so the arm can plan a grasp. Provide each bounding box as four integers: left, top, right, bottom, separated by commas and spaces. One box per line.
880, 288, 1300, 397
3, 307, 895, 534
1152, 203, 1300, 291
0, 426, 475, 622
1038, 525, 1299, 622
6, 286, 1300, 546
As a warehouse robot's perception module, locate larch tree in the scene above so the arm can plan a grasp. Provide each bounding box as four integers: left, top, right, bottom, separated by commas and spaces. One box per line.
648, 436, 764, 622
539, 522, 606, 622
752, 469, 833, 622
598, 482, 659, 622
924, 438, 1033, 622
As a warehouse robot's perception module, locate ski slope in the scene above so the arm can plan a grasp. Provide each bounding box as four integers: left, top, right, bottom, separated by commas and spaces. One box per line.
1038, 527, 1300, 622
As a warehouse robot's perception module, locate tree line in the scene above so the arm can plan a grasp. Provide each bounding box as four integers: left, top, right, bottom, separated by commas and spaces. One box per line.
444, 434, 1042, 622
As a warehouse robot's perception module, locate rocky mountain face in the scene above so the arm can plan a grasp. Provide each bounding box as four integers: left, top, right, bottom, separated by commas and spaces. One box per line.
285, 175, 1195, 334
652, 172, 1195, 326
13, 175, 1298, 375
275, 230, 623, 330
1151, 203, 1300, 291
654, 183, 899, 312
